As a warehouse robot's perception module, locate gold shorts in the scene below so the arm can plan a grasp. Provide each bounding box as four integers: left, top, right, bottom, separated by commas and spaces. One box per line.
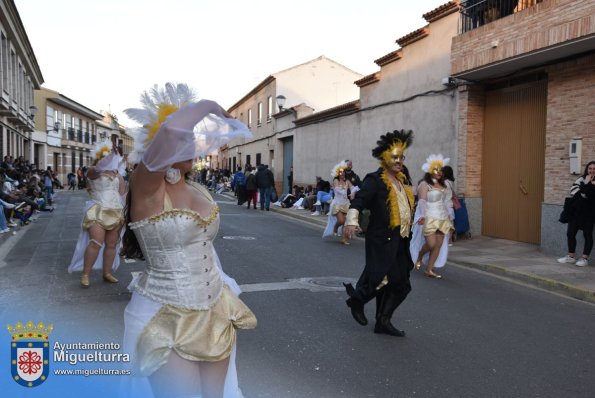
82, 204, 124, 230
136, 286, 257, 376
331, 203, 350, 216
423, 218, 453, 236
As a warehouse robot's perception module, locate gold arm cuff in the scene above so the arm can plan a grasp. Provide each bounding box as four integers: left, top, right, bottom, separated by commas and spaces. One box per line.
345, 209, 360, 227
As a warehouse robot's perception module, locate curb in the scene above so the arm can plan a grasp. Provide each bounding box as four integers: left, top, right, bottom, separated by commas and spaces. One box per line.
449, 259, 595, 305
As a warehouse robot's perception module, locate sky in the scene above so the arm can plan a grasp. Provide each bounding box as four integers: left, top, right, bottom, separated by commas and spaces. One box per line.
16, 0, 449, 127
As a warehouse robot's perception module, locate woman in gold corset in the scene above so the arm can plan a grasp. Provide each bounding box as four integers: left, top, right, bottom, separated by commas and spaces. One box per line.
121, 83, 256, 398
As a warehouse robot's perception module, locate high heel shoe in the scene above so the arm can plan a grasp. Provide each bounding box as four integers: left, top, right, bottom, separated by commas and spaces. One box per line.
424, 271, 442, 279
80, 274, 90, 288
103, 274, 119, 283
341, 238, 350, 245
415, 260, 422, 270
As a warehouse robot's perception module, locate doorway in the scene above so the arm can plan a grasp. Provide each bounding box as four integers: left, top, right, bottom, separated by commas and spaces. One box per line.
482, 78, 547, 244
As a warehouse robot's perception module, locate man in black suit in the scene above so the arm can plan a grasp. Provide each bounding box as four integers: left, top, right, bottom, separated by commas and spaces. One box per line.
343, 130, 415, 337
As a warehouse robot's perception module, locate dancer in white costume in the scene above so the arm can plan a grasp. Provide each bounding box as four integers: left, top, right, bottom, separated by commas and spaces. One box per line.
68, 140, 126, 287
120, 83, 256, 398
322, 161, 358, 244
410, 154, 454, 279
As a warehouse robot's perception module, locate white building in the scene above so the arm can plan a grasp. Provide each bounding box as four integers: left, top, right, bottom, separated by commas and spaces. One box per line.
0, 0, 43, 165
224, 55, 363, 195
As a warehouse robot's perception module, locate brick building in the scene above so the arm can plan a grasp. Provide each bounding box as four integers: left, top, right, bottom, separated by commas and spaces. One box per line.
451, 0, 595, 254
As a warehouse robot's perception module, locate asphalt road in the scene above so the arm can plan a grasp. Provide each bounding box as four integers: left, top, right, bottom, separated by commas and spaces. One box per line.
1, 190, 594, 398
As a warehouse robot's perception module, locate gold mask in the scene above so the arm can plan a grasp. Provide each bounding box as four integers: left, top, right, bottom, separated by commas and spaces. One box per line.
381, 141, 406, 168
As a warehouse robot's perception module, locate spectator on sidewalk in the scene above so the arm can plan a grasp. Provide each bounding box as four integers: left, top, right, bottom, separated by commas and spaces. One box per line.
43, 170, 53, 206
232, 165, 247, 205
287, 166, 293, 195
558, 160, 595, 267
309, 176, 332, 215
255, 164, 275, 211
67, 172, 77, 190
442, 165, 457, 246
344, 160, 361, 189
245, 166, 258, 209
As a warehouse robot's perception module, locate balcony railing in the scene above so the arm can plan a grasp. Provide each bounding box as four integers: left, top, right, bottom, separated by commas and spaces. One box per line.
460, 0, 543, 33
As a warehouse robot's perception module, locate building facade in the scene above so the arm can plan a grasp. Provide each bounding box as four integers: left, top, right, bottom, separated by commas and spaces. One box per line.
225, 56, 363, 194
0, 0, 43, 165
451, 0, 595, 253
34, 87, 103, 184
287, 2, 460, 192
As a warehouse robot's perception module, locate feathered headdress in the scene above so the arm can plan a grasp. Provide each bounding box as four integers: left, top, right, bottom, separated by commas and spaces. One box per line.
124, 83, 196, 165
93, 139, 122, 172
422, 154, 450, 175
94, 139, 113, 161
331, 161, 348, 179
123, 82, 251, 166
372, 129, 413, 160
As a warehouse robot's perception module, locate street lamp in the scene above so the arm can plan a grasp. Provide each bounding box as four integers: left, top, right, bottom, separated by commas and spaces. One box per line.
276, 95, 286, 111
48, 121, 61, 133
29, 105, 38, 119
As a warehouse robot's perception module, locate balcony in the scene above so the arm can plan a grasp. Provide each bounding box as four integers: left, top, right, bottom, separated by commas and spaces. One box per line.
452, 0, 595, 80
459, 0, 543, 33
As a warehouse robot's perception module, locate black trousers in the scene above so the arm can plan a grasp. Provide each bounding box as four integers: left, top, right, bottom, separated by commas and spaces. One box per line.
567, 219, 594, 256
351, 236, 413, 309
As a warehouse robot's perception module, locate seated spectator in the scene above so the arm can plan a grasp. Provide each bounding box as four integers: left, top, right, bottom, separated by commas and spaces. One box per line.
311, 177, 333, 216
281, 185, 304, 208
304, 176, 331, 212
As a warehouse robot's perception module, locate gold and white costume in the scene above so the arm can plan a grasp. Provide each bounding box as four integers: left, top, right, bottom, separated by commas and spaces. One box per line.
82, 175, 124, 230
122, 185, 256, 396
410, 181, 454, 269
68, 174, 124, 273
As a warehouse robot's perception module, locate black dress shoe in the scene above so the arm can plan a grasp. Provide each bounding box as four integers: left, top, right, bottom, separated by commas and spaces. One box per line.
374, 317, 406, 337
346, 298, 368, 326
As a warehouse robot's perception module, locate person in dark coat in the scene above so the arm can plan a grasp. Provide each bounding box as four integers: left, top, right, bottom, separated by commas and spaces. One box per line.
343, 130, 415, 337
232, 165, 247, 205
557, 160, 595, 267
255, 164, 275, 211
245, 166, 258, 209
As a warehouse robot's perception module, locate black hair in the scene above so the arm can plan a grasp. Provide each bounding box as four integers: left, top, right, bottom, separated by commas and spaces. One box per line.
442, 165, 455, 182
423, 172, 446, 188
371, 129, 413, 159
582, 161, 595, 178
402, 165, 413, 186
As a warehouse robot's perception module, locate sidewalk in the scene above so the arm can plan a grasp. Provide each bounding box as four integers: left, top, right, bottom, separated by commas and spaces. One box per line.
230, 195, 595, 304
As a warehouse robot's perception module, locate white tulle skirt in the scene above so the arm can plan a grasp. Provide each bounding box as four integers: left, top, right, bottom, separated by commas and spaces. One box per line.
68, 200, 124, 274
119, 251, 245, 398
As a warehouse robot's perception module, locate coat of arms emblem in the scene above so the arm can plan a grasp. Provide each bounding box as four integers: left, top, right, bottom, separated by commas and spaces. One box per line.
7, 321, 52, 387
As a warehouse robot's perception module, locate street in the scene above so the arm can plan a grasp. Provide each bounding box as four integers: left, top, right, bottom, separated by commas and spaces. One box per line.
1, 190, 594, 398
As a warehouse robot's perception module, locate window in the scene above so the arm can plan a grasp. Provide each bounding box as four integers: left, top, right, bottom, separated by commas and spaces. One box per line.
246, 155, 251, 167
257, 102, 262, 126
71, 150, 75, 171
10, 50, 16, 97
267, 96, 272, 121
247, 109, 252, 127
1, 34, 7, 91
46, 106, 54, 129
256, 153, 261, 166
56, 111, 63, 131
